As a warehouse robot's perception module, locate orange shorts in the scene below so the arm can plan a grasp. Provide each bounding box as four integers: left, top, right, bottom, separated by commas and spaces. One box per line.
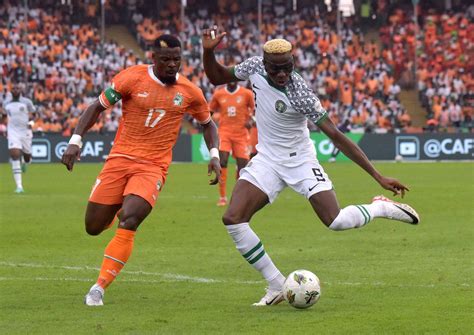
89, 156, 166, 207
219, 131, 249, 159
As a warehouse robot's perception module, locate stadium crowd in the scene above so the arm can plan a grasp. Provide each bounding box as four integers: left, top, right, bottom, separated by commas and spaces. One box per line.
380, 2, 473, 131
132, 0, 412, 133
0, 0, 141, 136
1, 0, 472, 136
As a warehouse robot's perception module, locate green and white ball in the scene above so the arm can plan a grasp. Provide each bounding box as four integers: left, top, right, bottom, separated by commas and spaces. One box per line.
283, 270, 321, 309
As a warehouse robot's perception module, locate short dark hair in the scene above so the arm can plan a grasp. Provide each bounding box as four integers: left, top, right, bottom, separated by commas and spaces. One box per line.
154, 35, 181, 50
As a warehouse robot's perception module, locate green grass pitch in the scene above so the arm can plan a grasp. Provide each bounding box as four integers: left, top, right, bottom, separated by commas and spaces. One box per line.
0, 162, 472, 334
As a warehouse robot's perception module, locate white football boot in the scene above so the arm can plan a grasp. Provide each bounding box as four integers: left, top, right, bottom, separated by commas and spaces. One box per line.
84, 284, 104, 306
252, 288, 284, 306
372, 195, 420, 224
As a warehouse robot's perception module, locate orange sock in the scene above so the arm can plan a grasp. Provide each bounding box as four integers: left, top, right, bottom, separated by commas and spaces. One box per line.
96, 228, 135, 289
219, 167, 228, 198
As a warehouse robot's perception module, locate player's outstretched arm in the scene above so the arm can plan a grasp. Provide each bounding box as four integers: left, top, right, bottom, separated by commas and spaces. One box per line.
61, 99, 106, 171
202, 27, 238, 85
201, 119, 221, 185
318, 118, 409, 197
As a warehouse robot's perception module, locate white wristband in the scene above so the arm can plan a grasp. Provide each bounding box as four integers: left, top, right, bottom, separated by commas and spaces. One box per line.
69, 134, 83, 149
210, 147, 219, 160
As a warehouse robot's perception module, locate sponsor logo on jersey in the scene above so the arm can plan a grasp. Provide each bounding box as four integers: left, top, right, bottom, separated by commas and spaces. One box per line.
236, 96, 242, 104
275, 100, 287, 113
173, 92, 184, 106
137, 92, 149, 98
20, 106, 25, 112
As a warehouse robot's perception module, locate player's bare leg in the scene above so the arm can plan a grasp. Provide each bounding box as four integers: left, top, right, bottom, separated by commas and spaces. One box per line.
309, 190, 419, 230
235, 157, 248, 179
85, 195, 151, 306
85, 202, 123, 235
223, 180, 285, 306
21, 152, 31, 173
9, 148, 24, 193
217, 151, 230, 206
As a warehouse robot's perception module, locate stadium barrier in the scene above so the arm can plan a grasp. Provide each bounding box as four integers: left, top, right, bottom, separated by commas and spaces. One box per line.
0, 133, 472, 163
0, 133, 191, 163
191, 133, 474, 162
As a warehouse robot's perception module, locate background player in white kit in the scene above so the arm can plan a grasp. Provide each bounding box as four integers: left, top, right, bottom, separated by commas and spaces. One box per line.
3, 83, 35, 193
202, 31, 420, 306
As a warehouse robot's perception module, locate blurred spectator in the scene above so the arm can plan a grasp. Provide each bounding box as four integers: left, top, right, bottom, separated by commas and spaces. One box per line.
380, 3, 473, 132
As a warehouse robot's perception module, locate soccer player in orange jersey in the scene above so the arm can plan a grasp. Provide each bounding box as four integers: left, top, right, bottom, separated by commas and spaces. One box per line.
209, 82, 254, 206
61, 35, 220, 306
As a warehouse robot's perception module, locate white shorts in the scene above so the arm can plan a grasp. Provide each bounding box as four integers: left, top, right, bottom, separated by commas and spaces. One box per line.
8, 130, 32, 154
239, 153, 333, 203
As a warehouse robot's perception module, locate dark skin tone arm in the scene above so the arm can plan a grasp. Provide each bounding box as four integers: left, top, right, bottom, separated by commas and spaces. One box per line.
61, 99, 105, 171
202, 28, 237, 85
201, 119, 221, 185
318, 117, 409, 197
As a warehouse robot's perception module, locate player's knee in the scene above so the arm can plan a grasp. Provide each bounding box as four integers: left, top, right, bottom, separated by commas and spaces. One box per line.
222, 210, 244, 226
84, 214, 107, 235
85, 223, 103, 236
118, 214, 142, 231
220, 161, 228, 168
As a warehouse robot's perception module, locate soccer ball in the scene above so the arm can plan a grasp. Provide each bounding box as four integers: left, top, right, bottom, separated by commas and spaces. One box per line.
283, 269, 321, 309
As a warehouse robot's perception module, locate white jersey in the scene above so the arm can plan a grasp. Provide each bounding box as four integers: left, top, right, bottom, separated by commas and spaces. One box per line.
234, 56, 327, 164
3, 96, 35, 134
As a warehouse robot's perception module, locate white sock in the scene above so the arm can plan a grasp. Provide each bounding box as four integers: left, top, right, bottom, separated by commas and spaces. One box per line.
11, 160, 22, 189
329, 202, 391, 231
328, 205, 370, 230
226, 223, 285, 290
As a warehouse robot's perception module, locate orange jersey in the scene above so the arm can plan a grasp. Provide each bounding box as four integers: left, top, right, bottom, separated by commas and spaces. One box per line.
209, 86, 254, 135
99, 64, 210, 165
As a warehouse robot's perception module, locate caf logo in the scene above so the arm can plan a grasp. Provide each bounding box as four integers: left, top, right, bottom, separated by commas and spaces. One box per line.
275, 100, 287, 113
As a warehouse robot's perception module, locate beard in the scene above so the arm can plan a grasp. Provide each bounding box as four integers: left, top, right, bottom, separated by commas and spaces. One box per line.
160, 75, 177, 85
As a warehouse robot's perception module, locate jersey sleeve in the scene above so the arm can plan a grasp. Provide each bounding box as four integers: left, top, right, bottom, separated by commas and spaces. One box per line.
2, 98, 10, 110
98, 67, 135, 109
26, 99, 36, 113
289, 73, 328, 125
247, 89, 255, 116
209, 91, 220, 113
188, 86, 211, 124
232, 56, 265, 81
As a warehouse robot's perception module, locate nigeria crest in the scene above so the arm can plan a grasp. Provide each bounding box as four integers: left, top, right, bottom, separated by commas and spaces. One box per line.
275, 100, 287, 113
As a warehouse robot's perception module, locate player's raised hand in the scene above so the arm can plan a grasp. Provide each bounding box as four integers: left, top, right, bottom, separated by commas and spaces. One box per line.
377, 176, 409, 198
208, 157, 221, 185
61, 144, 81, 171
202, 25, 226, 51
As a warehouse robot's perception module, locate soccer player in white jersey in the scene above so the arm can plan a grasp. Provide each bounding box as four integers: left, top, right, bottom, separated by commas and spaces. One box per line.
3, 83, 35, 193
202, 31, 420, 306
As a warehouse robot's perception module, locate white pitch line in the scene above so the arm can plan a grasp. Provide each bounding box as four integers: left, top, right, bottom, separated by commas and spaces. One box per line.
0, 276, 211, 284
0, 261, 259, 284
0, 261, 470, 288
